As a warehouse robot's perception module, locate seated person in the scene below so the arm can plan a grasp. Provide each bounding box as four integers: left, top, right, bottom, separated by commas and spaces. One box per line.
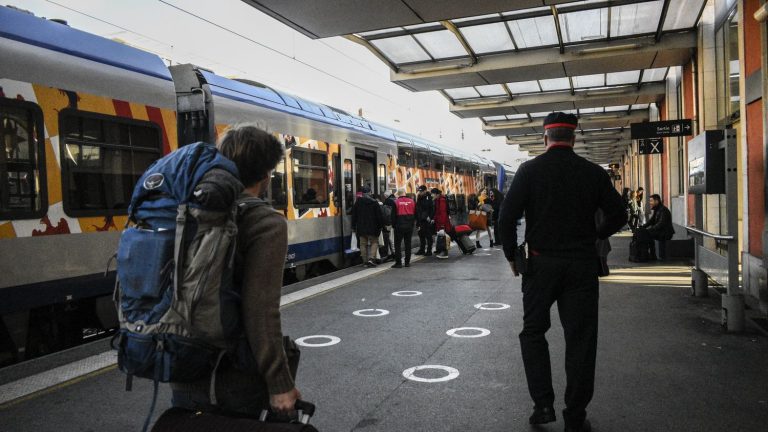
301, 188, 320, 204
637, 194, 674, 260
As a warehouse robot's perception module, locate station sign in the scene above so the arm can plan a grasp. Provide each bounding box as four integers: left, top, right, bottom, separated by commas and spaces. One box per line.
630, 120, 693, 139
638, 138, 664, 154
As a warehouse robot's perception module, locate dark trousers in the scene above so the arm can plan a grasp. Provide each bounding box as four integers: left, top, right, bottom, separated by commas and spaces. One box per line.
417, 221, 433, 253
519, 255, 599, 427
636, 228, 664, 260
493, 219, 502, 245
395, 227, 414, 264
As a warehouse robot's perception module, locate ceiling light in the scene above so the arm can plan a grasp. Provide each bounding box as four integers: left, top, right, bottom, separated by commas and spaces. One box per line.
486, 119, 531, 127
584, 88, 631, 97
576, 43, 641, 55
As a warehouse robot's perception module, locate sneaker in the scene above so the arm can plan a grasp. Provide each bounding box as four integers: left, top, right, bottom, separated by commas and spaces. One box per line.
391, 263, 403, 268
367, 259, 378, 267
404, 263, 410, 267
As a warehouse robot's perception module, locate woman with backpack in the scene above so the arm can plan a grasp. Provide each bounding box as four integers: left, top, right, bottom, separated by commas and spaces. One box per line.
170, 125, 302, 416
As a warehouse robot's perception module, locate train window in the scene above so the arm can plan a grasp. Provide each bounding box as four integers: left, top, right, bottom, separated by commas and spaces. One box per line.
431, 152, 444, 171
270, 156, 287, 209
344, 158, 353, 214
59, 109, 161, 217
0, 99, 47, 219
292, 148, 328, 208
416, 149, 431, 169
397, 145, 414, 168
444, 157, 455, 173
378, 163, 386, 196
457, 161, 466, 175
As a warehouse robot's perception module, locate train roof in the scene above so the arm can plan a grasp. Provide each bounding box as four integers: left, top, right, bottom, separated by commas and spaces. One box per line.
0, 6, 172, 82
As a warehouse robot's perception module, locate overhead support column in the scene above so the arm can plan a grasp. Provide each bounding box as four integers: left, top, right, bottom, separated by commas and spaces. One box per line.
450, 83, 666, 118
391, 31, 697, 91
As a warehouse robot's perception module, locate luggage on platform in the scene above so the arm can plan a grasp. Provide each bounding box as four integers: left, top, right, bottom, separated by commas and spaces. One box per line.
628, 235, 649, 262
151, 400, 319, 432
454, 226, 476, 255
468, 210, 488, 231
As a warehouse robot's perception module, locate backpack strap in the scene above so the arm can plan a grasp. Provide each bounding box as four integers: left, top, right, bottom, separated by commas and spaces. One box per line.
236, 196, 268, 220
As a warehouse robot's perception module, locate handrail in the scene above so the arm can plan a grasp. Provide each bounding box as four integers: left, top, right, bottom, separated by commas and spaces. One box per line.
685, 226, 734, 241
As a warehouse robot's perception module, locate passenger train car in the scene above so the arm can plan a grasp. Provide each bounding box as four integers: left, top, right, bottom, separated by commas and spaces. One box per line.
0, 6, 508, 364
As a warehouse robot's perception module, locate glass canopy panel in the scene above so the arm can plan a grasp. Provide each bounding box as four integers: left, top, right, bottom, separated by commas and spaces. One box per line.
445, 87, 481, 99
539, 77, 571, 91
452, 13, 501, 23
476, 84, 507, 97
530, 112, 552, 118
558, 8, 608, 43
606, 70, 641, 85
403, 23, 440, 31
604, 105, 630, 112
483, 115, 508, 121
413, 31, 468, 59
642, 67, 668, 82
573, 74, 605, 88
371, 36, 430, 64
507, 15, 559, 49
459, 23, 515, 54
631, 103, 650, 110
610, 1, 663, 37
506, 81, 541, 94
663, 0, 706, 31
507, 113, 530, 120
359, 28, 403, 37
578, 107, 601, 114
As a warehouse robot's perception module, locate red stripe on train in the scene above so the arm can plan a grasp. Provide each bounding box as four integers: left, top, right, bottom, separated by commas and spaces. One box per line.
145, 106, 171, 155
112, 99, 132, 118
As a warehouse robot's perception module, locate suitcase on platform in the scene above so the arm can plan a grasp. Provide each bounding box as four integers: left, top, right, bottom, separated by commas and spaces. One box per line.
628, 237, 648, 262
453, 225, 476, 255
151, 401, 318, 432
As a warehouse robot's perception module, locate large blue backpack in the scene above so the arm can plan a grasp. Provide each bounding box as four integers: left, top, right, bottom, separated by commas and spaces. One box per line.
112, 142, 251, 430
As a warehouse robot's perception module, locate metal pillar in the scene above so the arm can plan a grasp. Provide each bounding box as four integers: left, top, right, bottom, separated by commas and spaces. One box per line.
722, 130, 745, 332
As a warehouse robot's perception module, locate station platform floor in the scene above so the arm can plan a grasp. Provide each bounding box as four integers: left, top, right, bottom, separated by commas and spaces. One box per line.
1, 233, 767, 432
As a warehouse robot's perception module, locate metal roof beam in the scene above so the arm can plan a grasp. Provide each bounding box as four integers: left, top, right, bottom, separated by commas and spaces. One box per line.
391, 31, 695, 91
451, 83, 665, 118
483, 110, 649, 136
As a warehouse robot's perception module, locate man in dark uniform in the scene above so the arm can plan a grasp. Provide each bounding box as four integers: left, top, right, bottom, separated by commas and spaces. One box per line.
415, 185, 434, 256
499, 113, 626, 432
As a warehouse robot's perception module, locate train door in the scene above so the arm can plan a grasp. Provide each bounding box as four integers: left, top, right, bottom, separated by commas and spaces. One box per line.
341, 155, 354, 256
355, 148, 377, 196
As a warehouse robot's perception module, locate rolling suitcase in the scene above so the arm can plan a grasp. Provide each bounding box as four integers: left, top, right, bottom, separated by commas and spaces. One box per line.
151, 401, 318, 432
453, 225, 476, 255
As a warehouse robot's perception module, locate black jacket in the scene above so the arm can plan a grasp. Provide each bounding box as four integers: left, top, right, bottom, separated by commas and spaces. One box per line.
643, 204, 674, 240
383, 195, 396, 226
416, 194, 434, 222
351, 194, 384, 237
499, 147, 627, 261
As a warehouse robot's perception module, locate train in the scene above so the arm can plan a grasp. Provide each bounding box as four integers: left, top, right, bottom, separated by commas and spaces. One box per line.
0, 6, 514, 365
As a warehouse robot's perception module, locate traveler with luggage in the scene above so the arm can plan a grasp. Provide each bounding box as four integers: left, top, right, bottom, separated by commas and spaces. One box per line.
432, 188, 452, 258
415, 185, 434, 256
351, 186, 385, 267
391, 188, 416, 268
468, 190, 490, 249
499, 113, 626, 432
381, 190, 397, 262
170, 126, 301, 418
637, 194, 674, 260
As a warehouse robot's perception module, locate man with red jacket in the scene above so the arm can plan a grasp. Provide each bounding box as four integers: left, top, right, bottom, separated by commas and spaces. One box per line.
391, 188, 416, 268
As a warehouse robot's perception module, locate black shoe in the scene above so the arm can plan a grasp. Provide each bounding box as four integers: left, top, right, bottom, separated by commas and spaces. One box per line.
404, 262, 410, 267
391, 263, 402, 268
489, 239, 494, 247
475, 241, 482, 249
529, 406, 556, 425
414, 250, 425, 255
425, 251, 433, 256
564, 419, 591, 432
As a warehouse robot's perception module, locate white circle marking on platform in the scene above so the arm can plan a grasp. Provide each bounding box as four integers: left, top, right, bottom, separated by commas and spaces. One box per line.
474, 302, 511, 310
392, 291, 422, 297
295, 335, 341, 347
446, 327, 491, 338
402, 365, 460, 383
352, 309, 390, 317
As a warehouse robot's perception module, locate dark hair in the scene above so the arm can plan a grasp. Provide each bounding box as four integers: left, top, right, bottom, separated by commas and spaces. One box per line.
545, 127, 575, 143
650, 194, 662, 203
218, 125, 284, 187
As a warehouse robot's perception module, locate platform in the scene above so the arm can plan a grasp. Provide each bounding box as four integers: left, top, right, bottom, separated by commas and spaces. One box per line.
1, 234, 767, 432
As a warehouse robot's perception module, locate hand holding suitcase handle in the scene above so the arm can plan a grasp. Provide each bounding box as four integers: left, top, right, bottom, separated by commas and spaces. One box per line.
259, 399, 316, 425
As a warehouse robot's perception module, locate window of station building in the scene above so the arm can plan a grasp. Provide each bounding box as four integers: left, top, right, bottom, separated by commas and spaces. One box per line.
292, 148, 328, 208
0, 99, 46, 219
343, 158, 353, 214
59, 109, 161, 216
397, 145, 414, 168
378, 163, 386, 196
416, 149, 431, 169
270, 156, 288, 209
715, 6, 740, 125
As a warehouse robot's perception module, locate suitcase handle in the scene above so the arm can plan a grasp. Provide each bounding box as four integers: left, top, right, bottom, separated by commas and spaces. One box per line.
259, 400, 316, 425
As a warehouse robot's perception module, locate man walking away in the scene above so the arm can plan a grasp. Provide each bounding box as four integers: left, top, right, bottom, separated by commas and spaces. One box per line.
415, 185, 434, 256
391, 188, 416, 268
499, 112, 627, 432
638, 194, 674, 260
351, 186, 384, 267
432, 188, 452, 258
